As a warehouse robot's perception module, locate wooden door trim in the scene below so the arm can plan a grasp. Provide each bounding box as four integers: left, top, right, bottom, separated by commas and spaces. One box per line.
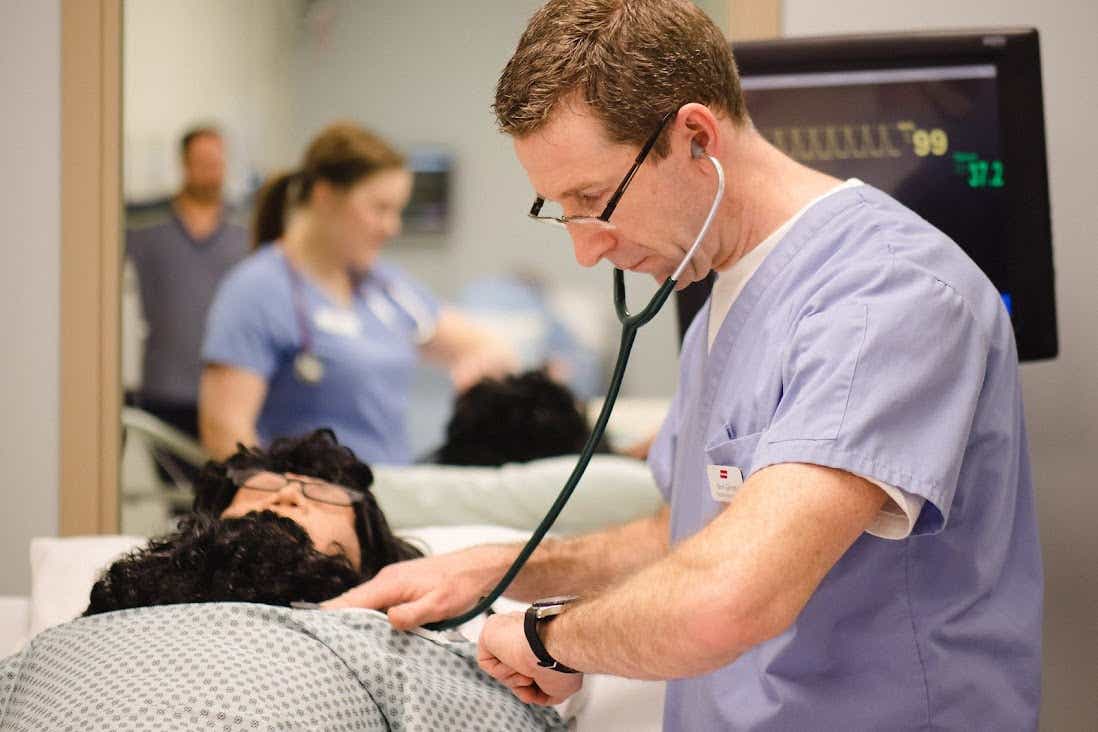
59, 0, 122, 535
728, 0, 782, 41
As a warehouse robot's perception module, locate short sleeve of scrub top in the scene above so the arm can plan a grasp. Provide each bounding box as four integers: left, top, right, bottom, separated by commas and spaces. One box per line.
750, 258, 989, 535
202, 251, 293, 380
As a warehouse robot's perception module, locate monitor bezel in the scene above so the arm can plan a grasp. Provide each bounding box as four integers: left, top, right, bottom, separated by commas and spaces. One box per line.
676, 30, 1057, 361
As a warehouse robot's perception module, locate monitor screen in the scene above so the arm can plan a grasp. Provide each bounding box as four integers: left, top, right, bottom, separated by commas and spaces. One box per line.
401, 148, 452, 236
675, 30, 1056, 361
743, 64, 1008, 297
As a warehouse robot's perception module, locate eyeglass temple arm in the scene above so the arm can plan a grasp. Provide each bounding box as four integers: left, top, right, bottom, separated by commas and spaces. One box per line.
602, 111, 676, 221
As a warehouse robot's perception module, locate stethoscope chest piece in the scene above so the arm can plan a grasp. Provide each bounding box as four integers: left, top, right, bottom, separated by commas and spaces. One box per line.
293, 351, 325, 384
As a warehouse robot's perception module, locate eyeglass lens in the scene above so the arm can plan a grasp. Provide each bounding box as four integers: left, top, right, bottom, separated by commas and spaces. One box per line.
237, 471, 357, 506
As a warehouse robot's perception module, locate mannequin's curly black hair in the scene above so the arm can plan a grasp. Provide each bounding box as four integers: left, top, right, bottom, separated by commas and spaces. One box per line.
85, 511, 363, 615
435, 370, 607, 466
85, 429, 422, 615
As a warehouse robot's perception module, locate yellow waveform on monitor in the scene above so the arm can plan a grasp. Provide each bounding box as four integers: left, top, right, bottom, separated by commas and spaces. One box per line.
762, 121, 949, 162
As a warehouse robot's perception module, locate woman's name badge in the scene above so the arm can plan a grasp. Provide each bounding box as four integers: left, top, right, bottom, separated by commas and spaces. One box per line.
314, 307, 362, 337
365, 291, 400, 329
707, 464, 744, 502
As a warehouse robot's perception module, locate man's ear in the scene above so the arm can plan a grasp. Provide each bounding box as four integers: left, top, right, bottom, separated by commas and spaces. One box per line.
674, 102, 721, 160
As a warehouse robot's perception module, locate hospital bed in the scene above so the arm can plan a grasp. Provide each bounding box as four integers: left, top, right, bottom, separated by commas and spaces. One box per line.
0, 445, 671, 730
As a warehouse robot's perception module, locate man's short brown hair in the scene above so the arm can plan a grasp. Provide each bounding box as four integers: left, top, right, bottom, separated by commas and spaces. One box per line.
180, 125, 221, 159
493, 0, 746, 157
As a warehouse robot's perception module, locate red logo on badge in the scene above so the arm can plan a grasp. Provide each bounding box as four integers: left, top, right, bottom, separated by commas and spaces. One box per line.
719, 469, 728, 479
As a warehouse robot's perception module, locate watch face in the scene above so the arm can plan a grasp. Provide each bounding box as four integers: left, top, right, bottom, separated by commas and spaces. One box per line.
532, 595, 578, 608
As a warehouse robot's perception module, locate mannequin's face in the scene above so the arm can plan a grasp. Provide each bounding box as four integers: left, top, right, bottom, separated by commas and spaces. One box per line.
221, 472, 362, 570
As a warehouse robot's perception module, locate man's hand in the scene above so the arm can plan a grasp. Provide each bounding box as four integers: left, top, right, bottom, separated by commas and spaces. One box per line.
322, 545, 508, 629
478, 612, 583, 706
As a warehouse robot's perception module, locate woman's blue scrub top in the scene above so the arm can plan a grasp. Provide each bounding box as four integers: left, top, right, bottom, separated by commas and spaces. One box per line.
647, 185, 1042, 730
202, 246, 439, 465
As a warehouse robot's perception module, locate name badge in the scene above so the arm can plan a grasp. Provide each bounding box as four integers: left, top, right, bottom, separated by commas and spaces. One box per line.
314, 307, 362, 337
366, 291, 400, 330
707, 464, 744, 503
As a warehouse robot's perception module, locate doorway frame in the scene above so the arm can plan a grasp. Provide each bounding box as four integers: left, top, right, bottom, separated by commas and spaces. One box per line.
59, 0, 122, 535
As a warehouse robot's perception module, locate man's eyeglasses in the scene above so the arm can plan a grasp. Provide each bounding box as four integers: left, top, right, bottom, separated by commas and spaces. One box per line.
227, 469, 365, 507
528, 109, 676, 229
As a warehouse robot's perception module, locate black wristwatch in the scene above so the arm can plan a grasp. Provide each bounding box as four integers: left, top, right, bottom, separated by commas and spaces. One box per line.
524, 595, 580, 674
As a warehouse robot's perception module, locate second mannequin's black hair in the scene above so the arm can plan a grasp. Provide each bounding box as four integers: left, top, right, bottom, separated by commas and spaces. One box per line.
435, 370, 607, 466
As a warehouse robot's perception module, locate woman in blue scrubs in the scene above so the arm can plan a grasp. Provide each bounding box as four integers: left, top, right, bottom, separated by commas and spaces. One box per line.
199, 122, 515, 464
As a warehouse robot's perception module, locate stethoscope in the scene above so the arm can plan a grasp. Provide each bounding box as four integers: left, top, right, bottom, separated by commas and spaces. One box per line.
284, 255, 437, 385
425, 142, 726, 630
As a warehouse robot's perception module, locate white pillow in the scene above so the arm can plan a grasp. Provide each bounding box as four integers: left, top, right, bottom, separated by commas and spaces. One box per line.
399, 524, 534, 557
373, 455, 663, 535
398, 524, 532, 639
28, 535, 145, 638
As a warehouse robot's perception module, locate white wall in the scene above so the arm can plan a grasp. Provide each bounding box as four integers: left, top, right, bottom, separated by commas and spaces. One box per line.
781, 3, 1098, 729
121, 0, 304, 388
123, 0, 301, 201
0, 0, 61, 595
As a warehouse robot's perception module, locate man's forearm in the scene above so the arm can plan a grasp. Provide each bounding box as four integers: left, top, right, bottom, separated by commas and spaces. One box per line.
497, 505, 670, 602
537, 537, 744, 679
534, 464, 888, 680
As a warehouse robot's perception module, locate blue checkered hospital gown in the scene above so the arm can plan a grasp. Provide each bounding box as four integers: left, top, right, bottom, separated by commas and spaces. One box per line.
0, 603, 566, 731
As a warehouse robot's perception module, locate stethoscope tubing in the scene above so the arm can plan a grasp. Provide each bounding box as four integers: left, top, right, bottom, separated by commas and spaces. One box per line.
425, 153, 724, 631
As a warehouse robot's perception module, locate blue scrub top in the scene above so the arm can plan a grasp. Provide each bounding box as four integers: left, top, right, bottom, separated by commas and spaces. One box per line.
202, 246, 440, 465
647, 185, 1042, 730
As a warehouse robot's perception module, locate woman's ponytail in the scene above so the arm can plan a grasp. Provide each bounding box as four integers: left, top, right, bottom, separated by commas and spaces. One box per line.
251, 171, 298, 248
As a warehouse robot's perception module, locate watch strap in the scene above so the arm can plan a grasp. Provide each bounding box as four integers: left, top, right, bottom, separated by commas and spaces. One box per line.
524, 605, 579, 674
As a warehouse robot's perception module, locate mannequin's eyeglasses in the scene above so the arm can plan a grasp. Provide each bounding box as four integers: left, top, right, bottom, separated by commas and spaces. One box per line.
227, 469, 364, 507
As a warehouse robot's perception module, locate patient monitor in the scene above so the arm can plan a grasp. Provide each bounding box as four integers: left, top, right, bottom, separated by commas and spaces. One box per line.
677, 29, 1057, 362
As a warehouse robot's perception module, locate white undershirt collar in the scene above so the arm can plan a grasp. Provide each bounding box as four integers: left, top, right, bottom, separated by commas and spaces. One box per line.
707, 178, 863, 351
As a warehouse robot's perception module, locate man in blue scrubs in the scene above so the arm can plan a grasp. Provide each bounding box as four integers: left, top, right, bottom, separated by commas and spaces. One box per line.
329, 1, 1042, 727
